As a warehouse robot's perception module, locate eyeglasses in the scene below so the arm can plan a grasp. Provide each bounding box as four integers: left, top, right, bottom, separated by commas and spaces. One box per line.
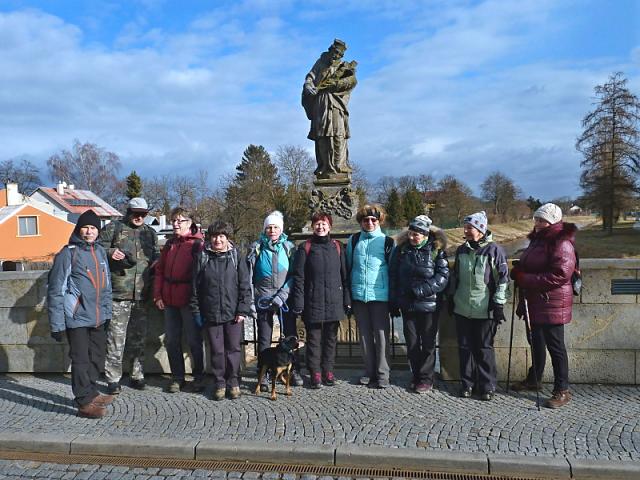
172, 219, 189, 224
361, 217, 379, 223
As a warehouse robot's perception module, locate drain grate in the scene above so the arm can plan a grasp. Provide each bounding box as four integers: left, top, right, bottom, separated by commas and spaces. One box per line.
0, 450, 548, 480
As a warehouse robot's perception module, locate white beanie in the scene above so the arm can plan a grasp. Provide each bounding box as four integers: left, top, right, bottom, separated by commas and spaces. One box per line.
464, 211, 488, 235
534, 203, 562, 225
264, 210, 284, 231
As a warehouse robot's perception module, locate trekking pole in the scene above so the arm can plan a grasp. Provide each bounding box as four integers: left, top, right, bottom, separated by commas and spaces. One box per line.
522, 296, 541, 411
506, 285, 517, 392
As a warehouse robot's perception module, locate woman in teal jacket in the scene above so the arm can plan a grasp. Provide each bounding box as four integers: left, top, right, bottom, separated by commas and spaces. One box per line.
346, 204, 394, 388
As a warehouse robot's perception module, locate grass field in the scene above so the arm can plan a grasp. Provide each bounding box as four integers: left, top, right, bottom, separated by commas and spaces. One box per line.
574, 220, 640, 258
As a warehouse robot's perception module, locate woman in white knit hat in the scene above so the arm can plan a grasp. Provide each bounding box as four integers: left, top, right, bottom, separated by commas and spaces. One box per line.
510, 203, 577, 408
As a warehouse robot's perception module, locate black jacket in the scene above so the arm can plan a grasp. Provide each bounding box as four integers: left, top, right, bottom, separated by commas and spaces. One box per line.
389, 228, 449, 313
190, 244, 252, 326
290, 235, 351, 325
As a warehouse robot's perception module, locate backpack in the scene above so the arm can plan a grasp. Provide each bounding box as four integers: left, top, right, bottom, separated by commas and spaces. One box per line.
304, 238, 341, 257
348, 232, 394, 272
196, 246, 239, 277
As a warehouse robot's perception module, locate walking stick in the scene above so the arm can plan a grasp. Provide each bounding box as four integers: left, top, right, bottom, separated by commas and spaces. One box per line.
506, 286, 517, 391
522, 296, 541, 411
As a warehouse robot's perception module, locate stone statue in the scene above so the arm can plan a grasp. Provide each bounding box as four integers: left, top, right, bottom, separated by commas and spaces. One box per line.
302, 39, 357, 179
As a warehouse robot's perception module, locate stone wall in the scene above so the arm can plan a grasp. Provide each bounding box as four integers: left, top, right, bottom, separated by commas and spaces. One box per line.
1, 259, 639, 384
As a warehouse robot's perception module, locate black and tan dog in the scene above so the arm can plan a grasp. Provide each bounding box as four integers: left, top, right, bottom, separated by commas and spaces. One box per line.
255, 335, 303, 401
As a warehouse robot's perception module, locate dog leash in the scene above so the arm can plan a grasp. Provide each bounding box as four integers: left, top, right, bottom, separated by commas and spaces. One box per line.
257, 295, 289, 339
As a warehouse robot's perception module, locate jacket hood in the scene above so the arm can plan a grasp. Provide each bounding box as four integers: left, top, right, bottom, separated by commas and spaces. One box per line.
169, 230, 204, 243
395, 226, 447, 250
360, 226, 385, 239
204, 240, 237, 255
527, 222, 577, 244
259, 231, 289, 248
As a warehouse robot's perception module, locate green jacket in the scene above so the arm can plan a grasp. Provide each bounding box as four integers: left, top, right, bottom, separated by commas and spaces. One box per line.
99, 219, 159, 301
451, 233, 509, 320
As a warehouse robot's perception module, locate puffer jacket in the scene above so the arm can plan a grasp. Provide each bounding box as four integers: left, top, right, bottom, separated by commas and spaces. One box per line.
247, 233, 295, 311
153, 231, 204, 307
451, 232, 509, 320
346, 226, 391, 302
516, 222, 577, 326
290, 235, 351, 325
389, 228, 449, 312
47, 233, 112, 332
190, 243, 252, 326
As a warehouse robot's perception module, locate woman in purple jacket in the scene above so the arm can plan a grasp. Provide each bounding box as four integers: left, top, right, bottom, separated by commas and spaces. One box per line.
510, 203, 577, 409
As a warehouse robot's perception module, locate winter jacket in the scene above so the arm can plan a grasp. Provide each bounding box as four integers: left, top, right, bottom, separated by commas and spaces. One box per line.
389, 228, 449, 313
47, 233, 112, 332
290, 235, 351, 325
153, 231, 204, 307
515, 222, 577, 326
99, 218, 159, 301
451, 232, 509, 320
190, 243, 252, 326
247, 233, 295, 311
346, 227, 391, 302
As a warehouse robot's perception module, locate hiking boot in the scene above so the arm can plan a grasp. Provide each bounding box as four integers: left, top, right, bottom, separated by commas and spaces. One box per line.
228, 386, 241, 400
544, 390, 572, 409
190, 377, 206, 393
212, 388, 226, 401
460, 387, 473, 399
259, 371, 271, 393
77, 402, 106, 419
290, 370, 304, 387
92, 394, 115, 406
323, 372, 336, 386
480, 391, 494, 401
166, 380, 181, 393
130, 378, 146, 391
511, 379, 542, 392
415, 383, 432, 394
106, 382, 121, 395
310, 372, 322, 389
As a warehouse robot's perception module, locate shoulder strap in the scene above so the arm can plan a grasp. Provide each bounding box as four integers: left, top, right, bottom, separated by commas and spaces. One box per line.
304, 239, 312, 256
332, 239, 341, 256
384, 236, 394, 263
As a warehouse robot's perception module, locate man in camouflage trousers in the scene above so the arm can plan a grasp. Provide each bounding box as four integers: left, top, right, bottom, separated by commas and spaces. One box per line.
99, 197, 159, 394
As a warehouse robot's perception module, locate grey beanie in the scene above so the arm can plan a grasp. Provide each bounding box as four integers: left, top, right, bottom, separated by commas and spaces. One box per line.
464, 211, 488, 235
534, 203, 562, 225
408, 215, 432, 235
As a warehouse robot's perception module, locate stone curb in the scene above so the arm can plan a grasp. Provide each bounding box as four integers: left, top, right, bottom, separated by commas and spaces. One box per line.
0, 432, 639, 479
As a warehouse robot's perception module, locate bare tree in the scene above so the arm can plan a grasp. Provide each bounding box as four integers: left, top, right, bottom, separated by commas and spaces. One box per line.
431, 175, 479, 228
0, 158, 41, 194
275, 145, 314, 192
480, 171, 520, 220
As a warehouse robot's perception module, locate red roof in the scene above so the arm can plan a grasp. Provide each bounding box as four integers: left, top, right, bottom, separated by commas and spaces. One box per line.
35, 187, 122, 218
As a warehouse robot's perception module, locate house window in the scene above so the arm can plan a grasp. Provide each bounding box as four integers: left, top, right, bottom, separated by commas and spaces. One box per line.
18, 216, 38, 236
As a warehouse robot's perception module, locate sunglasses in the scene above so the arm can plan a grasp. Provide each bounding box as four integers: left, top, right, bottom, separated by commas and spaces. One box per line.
362, 217, 379, 223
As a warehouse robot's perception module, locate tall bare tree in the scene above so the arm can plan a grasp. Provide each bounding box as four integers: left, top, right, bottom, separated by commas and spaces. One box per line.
480, 171, 520, 221
0, 158, 41, 194
431, 175, 479, 228
576, 72, 640, 233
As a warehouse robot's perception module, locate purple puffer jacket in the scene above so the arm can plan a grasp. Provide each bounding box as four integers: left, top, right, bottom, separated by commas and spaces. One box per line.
517, 222, 577, 326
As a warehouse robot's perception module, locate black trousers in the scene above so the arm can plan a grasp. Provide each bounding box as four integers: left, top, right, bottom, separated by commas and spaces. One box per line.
66, 325, 106, 406
402, 311, 438, 384
256, 308, 300, 370
305, 321, 339, 375
455, 315, 498, 393
527, 323, 569, 392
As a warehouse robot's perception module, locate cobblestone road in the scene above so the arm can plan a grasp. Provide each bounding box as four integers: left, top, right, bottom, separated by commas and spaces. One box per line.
0, 372, 639, 461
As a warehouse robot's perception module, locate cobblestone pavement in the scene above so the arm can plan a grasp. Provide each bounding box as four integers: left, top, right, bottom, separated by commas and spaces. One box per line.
0, 372, 639, 462
0, 459, 349, 480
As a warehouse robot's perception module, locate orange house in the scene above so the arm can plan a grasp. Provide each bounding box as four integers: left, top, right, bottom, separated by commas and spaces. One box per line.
0, 187, 75, 264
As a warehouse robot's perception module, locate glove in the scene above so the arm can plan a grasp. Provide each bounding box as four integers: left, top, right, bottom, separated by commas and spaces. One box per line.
192, 313, 204, 328
389, 304, 401, 318
509, 264, 522, 281
492, 305, 506, 324
271, 295, 284, 309
51, 331, 64, 342
344, 305, 353, 318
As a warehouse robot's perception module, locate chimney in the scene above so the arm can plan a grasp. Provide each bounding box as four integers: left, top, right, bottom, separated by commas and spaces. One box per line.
68, 184, 75, 190
6, 182, 22, 206
159, 214, 166, 230
56, 181, 65, 195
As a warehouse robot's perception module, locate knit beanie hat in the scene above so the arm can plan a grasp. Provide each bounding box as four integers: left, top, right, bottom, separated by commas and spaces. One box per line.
75, 209, 101, 233
408, 215, 432, 235
264, 210, 284, 231
534, 203, 563, 225
464, 211, 488, 235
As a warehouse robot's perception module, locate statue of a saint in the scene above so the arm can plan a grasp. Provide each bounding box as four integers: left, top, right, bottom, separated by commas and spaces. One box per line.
302, 39, 357, 179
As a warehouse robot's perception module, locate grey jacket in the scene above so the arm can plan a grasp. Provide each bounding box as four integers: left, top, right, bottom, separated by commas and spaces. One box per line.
47, 234, 113, 332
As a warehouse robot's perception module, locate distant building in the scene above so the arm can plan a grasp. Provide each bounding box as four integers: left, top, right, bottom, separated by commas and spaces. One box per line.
30, 181, 122, 227
568, 205, 582, 215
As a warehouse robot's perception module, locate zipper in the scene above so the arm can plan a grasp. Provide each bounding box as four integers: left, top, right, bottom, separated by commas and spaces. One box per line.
89, 244, 101, 327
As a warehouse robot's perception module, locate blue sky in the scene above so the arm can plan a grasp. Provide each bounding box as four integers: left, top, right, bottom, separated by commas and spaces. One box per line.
1, 0, 638, 200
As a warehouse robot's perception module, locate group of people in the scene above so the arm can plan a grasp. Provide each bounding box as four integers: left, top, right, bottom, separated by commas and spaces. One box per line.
47, 198, 578, 419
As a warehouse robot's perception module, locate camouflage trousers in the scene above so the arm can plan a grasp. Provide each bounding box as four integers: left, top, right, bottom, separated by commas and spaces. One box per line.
104, 300, 148, 383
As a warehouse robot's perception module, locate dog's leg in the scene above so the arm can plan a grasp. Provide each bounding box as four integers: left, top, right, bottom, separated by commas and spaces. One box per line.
285, 365, 292, 396
270, 368, 279, 401
255, 366, 266, 395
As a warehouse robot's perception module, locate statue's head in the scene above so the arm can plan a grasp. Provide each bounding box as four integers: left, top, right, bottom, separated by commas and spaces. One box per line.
328, 38, 347, 61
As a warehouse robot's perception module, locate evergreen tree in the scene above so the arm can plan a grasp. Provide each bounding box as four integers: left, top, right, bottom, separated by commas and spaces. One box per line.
125, 170, 143, 200
402, 186, 424, 222
385, 187, 404, 228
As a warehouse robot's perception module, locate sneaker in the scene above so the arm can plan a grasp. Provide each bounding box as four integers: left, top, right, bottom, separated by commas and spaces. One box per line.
228, 386, 241, 400
359, 376, 370, 386
310, 372, 322, 389
106, 382, 121, 395
259, 371, 271, 393
511, 379, 542, 392
480, 391, 494, 401
166, 380, 181, 393
130, 378, 146, 391
77, 402, 106, 419
415, 383, 432, 394
460, 387, 473, 398
323, 372, 335, 386
212, 388, 226, 401
544, 390, 572, 409
92, 394, 115, 406
291, 370, 304, 387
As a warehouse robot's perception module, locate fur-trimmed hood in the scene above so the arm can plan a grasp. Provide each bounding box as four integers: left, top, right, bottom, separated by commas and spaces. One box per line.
394, 226, 447, 250
527, 221, 577, 244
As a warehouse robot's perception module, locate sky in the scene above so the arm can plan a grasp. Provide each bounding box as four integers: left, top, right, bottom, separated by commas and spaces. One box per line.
1, 0, 639, 201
